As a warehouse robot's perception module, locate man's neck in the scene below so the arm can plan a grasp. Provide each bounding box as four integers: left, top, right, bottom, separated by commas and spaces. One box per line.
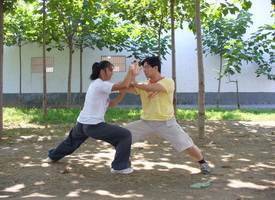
149, 73, 163, 83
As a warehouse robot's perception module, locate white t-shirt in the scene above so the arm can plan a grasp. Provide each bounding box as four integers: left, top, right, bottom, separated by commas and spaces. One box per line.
77, 79, 114, 124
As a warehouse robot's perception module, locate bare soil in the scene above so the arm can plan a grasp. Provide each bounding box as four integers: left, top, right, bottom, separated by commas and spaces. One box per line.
0, 120, 274, 200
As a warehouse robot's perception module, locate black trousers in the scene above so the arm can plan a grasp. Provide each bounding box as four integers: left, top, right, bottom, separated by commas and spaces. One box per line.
48, 122, 132, 170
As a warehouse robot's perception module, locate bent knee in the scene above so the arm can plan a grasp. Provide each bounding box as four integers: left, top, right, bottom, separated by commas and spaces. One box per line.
122, 128, 132, 138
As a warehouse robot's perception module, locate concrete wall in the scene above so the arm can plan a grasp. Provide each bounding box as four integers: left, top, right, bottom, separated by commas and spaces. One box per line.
3, 0, 275, 108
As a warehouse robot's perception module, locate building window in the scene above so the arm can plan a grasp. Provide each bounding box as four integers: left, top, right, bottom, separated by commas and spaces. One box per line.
31, 57, 54, 73
101, 56, 126, 72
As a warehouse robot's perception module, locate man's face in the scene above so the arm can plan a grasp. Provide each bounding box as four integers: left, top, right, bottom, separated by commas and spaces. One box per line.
143, 62, 155, 78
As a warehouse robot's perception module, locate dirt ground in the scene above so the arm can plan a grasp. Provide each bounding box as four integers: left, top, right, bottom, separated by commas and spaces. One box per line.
0, 120, 274, 200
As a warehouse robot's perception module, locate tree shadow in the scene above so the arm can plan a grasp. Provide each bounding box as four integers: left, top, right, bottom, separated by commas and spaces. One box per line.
0, 120, 274, 199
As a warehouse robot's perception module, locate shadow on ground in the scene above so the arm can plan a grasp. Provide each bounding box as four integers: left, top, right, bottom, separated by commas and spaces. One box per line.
0, 120, 274, 199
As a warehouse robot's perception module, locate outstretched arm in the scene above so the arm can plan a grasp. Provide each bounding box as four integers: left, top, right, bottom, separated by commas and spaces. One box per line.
131, 82, 166, 92
111, 61, 141, 91
108, 90, 125, 108
120, 63, 142, 94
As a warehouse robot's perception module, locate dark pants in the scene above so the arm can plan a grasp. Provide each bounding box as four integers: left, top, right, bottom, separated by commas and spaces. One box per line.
48, 122, 132, 170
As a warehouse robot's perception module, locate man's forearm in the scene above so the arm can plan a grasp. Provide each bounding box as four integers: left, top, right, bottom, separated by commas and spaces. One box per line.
131, 82, 149, 91
131, 81, 166, 92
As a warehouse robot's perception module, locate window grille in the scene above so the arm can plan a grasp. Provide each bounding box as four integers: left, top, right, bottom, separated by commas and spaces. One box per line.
101, 56, 126, 72
31, 57, 54, 73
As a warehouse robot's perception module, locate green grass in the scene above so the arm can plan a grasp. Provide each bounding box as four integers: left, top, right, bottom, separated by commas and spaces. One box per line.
2, 107, 274, 136
3, 107, 275, 125
3, 107, 81, 124
204, 108, 275, 121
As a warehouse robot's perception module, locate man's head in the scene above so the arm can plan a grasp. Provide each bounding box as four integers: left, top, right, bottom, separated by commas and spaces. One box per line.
142, 56, 161, 73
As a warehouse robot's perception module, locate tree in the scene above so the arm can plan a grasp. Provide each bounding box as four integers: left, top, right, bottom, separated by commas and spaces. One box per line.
0, 0, 35, 135
109, 0, 183, 115
72, 0, 100, 107
73, 1, 133, 106
170, 0, 177, 116
44, 0, 87, 108
195, 0, 205, 138
4, 1, 37, 106
42, 0, 47, 117
109, 0, 172, 61
202, 10, 253, 108
182, 0, 252, 136
245, 24, 275, 80
45, 0, 137, 108
219, 23, 275, 109
0, 0, 4, 136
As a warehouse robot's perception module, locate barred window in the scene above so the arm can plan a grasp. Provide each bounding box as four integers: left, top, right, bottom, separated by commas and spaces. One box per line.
31, 57, 54, 73
101, 56, 126, 72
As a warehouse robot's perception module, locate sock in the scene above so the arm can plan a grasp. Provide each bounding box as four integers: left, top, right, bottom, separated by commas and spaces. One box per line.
198, 158, 207, 164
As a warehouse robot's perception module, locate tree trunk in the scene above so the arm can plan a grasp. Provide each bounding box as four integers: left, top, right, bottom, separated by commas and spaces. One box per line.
79, 43, 83, 107
19, 43, 22, 106
170, 0, 177, 117
67, 36, 73, 108
195, 0, 205, 138
42, 0, 47, 117
158, 27, 161, 59
216, 54, 223, 108
236, 79, 240, 109
228, 76, 241, 109
0, 0, 4, 135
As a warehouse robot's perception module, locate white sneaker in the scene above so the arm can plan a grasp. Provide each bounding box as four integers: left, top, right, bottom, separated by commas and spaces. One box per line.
111, 167, 134, 174
43, 157, 58, 163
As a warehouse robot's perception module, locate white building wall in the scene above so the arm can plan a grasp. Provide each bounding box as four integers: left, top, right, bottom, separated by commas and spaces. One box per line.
3, 0, 275, 95
168, 0, 275, 93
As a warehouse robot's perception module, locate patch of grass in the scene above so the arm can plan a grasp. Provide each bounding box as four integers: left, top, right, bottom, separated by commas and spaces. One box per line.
177, 109, 198, 121
3, 107, 275, 128
204, 108, 275, 121
2, 107, 274, 136
105, 108, 142, 122
3, 107, 80, 124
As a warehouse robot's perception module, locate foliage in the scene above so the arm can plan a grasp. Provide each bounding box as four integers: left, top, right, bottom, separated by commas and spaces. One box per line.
202, 10, 253, 77
41, 0, 87, 49
3, 0, 257, 66
245, 24, 275, 80
3, 0, 35, 13
3, 1, 37, 47
108, 0, 173, 61
201, 1, 274, 80
125, 34, 171, 61
222, 24, 275, 80
187, 0, 252, 32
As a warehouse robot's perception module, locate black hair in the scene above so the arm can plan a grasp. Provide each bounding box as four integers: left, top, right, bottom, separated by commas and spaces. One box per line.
141, 56, 162, 73
90, 60, 113, 80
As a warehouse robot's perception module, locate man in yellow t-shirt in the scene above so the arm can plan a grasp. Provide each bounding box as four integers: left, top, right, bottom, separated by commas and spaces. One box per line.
124, 56, 211, 174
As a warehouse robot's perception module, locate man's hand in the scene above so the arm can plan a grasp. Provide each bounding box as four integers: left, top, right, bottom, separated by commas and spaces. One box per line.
130, 60, 142, 76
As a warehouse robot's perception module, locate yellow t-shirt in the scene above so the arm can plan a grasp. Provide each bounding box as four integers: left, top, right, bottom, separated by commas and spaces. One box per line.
135, 78, 175, 121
